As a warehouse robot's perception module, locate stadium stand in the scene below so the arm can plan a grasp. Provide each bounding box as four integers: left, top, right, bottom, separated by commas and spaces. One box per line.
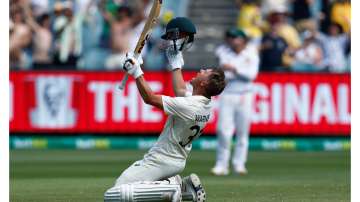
9, 0, 350, 72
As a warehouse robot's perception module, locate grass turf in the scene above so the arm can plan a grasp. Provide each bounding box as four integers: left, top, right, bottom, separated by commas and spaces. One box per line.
10, 150, 350, 202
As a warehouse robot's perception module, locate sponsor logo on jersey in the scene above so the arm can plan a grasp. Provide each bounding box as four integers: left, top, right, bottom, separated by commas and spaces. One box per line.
195, 114, 210, 122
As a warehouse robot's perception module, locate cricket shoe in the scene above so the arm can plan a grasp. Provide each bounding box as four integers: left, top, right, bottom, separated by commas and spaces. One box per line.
233, 166, 248, 175
210, 166, 229, 176
182, 173, 206, 202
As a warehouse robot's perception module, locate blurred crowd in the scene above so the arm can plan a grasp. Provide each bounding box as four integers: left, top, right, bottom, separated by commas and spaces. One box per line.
236, 0, 350, 72
10, 0, 350, 73
10, 0, 186, 70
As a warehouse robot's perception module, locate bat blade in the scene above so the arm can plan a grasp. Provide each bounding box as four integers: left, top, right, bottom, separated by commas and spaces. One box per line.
118, 0, 162, 90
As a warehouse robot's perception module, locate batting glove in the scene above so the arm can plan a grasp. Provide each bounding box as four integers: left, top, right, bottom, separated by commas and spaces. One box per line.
166, 47, 184, 70
123, 53, 144, 79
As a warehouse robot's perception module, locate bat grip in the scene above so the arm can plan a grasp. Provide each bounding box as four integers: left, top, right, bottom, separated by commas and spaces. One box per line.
118, 73, 129, 90
118, 53, 140, 90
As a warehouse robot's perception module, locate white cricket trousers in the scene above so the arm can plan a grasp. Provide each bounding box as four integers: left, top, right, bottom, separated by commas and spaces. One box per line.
215, 92, 253, 169
115, 153, 186, 186
104, 154, 185, 202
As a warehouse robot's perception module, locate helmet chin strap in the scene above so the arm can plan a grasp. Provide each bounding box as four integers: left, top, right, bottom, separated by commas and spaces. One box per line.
172, 39, 177, 51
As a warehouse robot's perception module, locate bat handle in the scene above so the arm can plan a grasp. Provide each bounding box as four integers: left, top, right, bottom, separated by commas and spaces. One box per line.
118, 73, 129, 90
117, 53, 140, 90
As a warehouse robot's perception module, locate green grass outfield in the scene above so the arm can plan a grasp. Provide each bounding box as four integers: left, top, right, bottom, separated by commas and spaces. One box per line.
10, 150, 350, 202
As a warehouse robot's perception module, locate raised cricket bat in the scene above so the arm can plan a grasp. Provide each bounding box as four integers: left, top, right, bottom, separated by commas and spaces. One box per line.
118, 0, 162, 90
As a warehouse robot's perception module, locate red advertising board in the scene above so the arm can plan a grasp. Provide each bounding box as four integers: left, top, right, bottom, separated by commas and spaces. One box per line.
9, 71, 350, 135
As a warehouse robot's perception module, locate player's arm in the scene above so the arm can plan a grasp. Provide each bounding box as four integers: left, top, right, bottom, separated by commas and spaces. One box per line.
235, 48, 259, 81
225, 63, 258, 81
171, 69, 187, 97
99, 0, 115, 24
215, 46, 239, 77
166, 49, 187, 97
122, 53, 163, 110
21, 1, 41, 31
221, 64, 237, 73
135, 76, 163, 110
122, 53, 197, 121
219, 54, 259, 81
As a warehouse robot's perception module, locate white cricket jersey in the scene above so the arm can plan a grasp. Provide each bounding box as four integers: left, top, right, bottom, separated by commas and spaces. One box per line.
215, 44, 259, 94
145, 95, 212, 161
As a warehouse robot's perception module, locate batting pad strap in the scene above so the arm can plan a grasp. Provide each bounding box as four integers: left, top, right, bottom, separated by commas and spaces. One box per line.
104, 183, 181, 202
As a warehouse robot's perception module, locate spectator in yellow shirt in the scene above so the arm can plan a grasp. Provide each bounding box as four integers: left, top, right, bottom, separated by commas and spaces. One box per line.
331, 0, 351, 33
236, 0, 263, 40
263, 5, 302, 68
266, 6, 301, 49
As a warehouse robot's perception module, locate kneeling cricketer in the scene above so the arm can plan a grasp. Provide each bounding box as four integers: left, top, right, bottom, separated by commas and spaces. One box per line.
104, 17, 227, 202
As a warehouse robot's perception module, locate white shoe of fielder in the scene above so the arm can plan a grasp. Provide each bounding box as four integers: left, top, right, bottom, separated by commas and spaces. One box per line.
210, 166, 229, 176
233, 166, 248, 175
182, 173, 206, 202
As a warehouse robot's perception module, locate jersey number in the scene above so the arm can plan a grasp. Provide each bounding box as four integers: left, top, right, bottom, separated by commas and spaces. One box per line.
179, 125, 203, 147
